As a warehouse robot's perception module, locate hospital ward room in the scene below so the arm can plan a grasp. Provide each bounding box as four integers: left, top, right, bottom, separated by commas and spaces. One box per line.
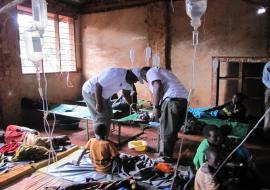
1, 0, 270, 189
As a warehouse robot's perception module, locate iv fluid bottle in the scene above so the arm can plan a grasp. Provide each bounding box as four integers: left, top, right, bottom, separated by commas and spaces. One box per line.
130, 48, 135, 66
23, 29, 43, 62
185, 0, 207, 30
145, 46, 151, 65
32, 0, 48, 31
152, 53, 160, 67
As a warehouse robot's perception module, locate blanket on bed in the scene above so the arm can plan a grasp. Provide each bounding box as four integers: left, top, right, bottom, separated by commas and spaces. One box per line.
198, 118, 249, 139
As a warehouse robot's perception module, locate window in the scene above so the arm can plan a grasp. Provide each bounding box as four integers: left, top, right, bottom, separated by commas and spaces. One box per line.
17, 6, 76, 74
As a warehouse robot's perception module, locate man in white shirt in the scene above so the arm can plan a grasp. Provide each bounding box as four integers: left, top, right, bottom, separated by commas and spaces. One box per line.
140, 66, 188, 159
82, 68, 143, 134
262, 61, 270, 133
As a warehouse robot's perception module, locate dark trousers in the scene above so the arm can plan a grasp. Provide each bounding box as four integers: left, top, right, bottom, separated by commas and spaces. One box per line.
82, 90, 112, 135
159, 98, 187, 158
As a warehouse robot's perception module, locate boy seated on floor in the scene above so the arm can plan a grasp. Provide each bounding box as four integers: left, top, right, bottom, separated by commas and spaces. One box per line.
193, 124, 252, 170
193, 125, 224, 170
193, 125, 263, 189
194, 146, 222, 190
194, 143, 263, 190
75, 123, 120, 173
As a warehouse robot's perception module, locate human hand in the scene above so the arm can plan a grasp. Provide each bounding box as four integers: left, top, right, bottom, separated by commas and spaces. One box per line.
96, 103, 103, 113
153, 108, 161, 121
130, 103, 137, 112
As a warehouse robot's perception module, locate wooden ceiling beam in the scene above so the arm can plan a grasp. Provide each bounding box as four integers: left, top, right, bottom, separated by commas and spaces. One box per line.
19, 0, 78, 17
242, 0, 270, 7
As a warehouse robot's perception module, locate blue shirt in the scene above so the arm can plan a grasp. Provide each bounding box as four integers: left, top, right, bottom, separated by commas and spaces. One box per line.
262, 61, 270, 89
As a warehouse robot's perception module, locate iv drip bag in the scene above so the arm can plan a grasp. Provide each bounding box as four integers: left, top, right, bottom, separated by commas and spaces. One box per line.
32, 0, 48, 31
145, 46, 151, 65
130, 48, 135, 65
23, 29, 43, 62
185, 0, 207, 30
153, 53, 160, 67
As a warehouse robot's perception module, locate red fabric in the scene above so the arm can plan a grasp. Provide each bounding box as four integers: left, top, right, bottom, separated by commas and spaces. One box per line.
0, 142, 20, 154
4, 125, 26, 144
155, 163, 175, 173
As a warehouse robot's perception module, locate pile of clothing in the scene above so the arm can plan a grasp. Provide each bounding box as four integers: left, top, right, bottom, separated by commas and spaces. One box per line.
0, 125, 71, 162
116, 154, 194, 189
46, 154, 194, 190
0, 153, 8, 174
137, 112, 150, 121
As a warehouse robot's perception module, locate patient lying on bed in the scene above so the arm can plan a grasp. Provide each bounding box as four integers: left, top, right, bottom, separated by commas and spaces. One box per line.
2, 125, 70, 149
75, 123, 119, 173
203, 93, 247, 122
0, 125, 71, 161
188, 93, 247, 122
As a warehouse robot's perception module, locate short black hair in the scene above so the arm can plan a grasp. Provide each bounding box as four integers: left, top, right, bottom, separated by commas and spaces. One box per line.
94, 123, 108, 139
140, 66, 151, 76
203, 125, 219, 138
205, 146, 219, 161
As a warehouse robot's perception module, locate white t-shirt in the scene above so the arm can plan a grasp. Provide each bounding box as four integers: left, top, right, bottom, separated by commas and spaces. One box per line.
146, 67, 188, 100
82, 68, 133, 99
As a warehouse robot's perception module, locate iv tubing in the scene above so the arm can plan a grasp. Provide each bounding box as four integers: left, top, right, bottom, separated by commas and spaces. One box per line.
170, 30, 199, 189
36, 55, 57, 168
170, 0, 175, 12
192, 30, 198, 89
66, 72, 74, 88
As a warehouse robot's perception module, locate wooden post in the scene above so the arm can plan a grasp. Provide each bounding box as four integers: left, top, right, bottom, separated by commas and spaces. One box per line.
211, 57, 220, 106
238, 62, 243, 93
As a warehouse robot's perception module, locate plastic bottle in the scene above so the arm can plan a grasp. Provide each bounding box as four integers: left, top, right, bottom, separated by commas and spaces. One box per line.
152, 53, 160, 67
31, 0, 48, 32
129, 48, 135, 66
185, 0, 207, 30
23, 29, 43, 62
145, 46, 151, 65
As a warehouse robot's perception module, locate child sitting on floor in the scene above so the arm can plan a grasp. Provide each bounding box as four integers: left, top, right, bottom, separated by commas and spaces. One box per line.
193, 125, 224, 170
194, 146, 222, 190
75, 123, 119, 173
